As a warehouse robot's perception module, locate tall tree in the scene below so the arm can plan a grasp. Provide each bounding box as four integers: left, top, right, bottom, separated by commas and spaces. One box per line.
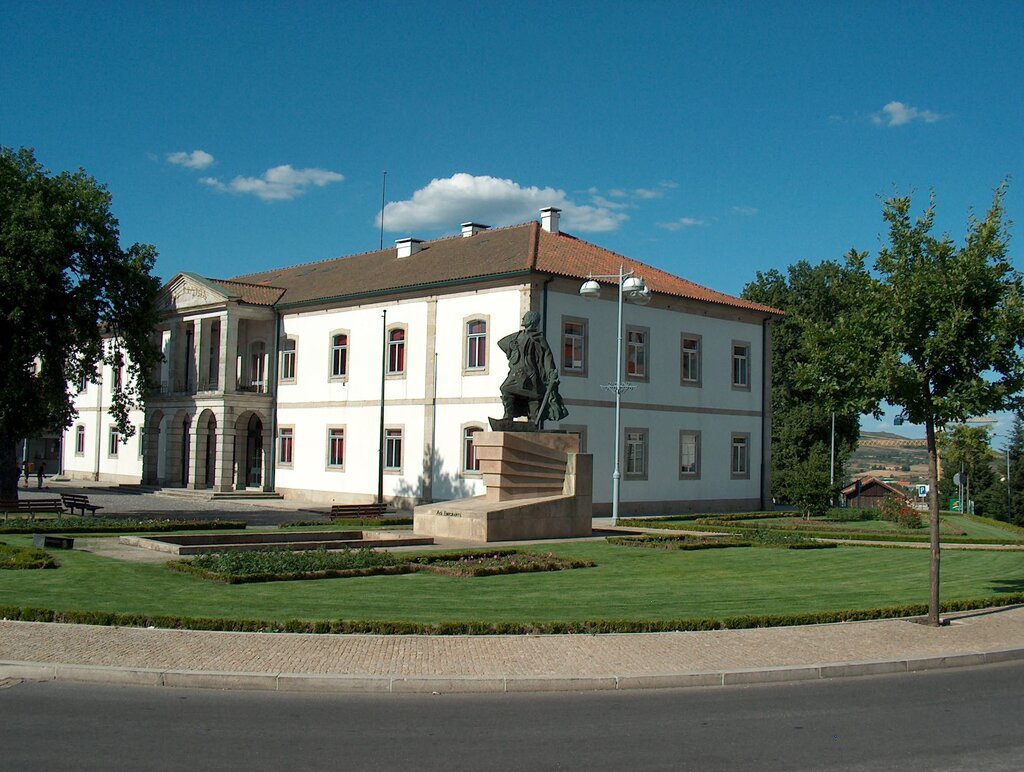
0, 147, 161, 500
743, 260, 872, 505
938, 425, 994, 514
801, 186, 1024, 625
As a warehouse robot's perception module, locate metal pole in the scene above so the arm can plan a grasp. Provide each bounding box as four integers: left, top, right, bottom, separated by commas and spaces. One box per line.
378, 309, 387, 504
612, 265, 625, 526
830, 411, 835, 487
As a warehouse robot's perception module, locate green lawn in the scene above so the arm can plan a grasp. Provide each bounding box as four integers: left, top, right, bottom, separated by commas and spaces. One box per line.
1, 535, 1022, 626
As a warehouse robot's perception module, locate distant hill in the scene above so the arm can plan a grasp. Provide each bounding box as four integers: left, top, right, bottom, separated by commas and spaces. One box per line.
847, 432, 930, 486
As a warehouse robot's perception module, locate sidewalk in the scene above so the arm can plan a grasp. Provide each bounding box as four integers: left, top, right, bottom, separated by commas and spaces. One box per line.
4, 483, 1023, 694
3, 606, 1022, 694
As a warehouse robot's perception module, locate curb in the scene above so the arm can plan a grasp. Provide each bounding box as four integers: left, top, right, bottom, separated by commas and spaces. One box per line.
4, 646, 1024, 695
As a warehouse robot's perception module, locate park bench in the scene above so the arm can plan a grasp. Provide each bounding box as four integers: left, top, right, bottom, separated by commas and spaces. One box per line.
0, 499, 65, 522
329, 503, 390, 520
60, 493, 104, 516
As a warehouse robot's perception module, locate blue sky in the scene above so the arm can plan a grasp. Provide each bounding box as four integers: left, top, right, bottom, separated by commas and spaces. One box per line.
4, 1, 1022, 442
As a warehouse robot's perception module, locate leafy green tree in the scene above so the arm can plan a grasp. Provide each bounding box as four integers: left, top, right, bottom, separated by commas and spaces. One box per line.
939, 425, 994, 513
0, 147, 161, 500
742, 260, 870, 505
800, 186, 1024, 624
1009, 412, 1024, 524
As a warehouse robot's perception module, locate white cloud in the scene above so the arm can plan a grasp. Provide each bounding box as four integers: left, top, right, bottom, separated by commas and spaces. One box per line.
166, 150, 215, 170
380, 173, 627, 233
871, 101, 945, 127
657, 217, 708, 231
732, 205, 759, 216
201, 165, 344, 201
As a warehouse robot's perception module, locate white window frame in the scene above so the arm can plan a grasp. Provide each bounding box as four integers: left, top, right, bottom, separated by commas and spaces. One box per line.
108, 427, 121, 458
280, 336, 297, 383
624, 427, 649, 480
680, 333, 702, 387
75, 425, 86, 456
732, 341, 751, 390
679, 430, 701, 479
327, 426, 345, 470
384, 426, 403, 473
731, 433, 750, 479
461, 424, 484, 475
561, 316, 588, 377
278, 426, 294, 467
329, 330, 349, 381
386, 325, 407, 378
463, 316, 489, 375
625, 326, 650, 382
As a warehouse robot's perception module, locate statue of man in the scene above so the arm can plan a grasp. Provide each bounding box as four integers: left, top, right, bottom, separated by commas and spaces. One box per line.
497, 311, 569, 427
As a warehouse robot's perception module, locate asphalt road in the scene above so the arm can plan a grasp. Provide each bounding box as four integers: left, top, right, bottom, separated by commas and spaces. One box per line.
2, 661, 1022, 770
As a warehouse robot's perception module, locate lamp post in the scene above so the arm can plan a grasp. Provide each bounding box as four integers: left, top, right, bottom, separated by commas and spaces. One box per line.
580, 265, 650, 526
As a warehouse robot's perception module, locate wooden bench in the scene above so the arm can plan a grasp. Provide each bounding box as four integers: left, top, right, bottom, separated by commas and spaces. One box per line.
60, 493, 104, 516
329, 503, 389, 520
0, 499, 65, 521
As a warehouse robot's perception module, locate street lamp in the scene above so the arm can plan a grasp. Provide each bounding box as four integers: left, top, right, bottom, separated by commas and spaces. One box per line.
580, 265, 649, 526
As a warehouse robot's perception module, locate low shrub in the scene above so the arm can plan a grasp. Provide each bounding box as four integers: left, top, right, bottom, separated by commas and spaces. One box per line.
169, 547, 593, 583
879, 495, 924, 529
410, 550, 594, 577
5, 593, 1023, 635
607, 534, 753, 550
0, 542, 59, 569
0, 517, 247, 535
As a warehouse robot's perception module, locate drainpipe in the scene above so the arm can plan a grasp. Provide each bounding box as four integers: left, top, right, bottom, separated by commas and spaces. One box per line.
760, 319, 769, 510
93, 365, 103, 481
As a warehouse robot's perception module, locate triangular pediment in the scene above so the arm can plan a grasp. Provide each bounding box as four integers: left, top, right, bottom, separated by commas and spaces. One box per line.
157, 273, 239, 313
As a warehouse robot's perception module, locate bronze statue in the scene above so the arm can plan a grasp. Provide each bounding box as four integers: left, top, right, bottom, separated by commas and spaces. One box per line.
496, 311, 568, 429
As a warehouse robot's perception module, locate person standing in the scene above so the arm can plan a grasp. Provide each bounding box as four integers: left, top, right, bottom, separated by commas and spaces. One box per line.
22, 461, 31, 489
36, 461, 46, 489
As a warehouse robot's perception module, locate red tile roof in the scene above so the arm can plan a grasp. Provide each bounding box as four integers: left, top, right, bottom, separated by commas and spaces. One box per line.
222, 221, 782, 316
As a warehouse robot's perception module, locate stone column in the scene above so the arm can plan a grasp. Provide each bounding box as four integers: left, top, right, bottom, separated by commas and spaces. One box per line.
188, 419, 204, 489
219, 312, 238, 394
215, 427, 236, 492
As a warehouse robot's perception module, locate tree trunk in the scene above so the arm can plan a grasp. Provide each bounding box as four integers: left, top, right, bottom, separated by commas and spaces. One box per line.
924, 417, 941, 626
0, 434, 20, 502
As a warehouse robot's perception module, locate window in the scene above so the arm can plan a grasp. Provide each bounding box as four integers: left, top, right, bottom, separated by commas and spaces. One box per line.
731, 433, 750, 479
78, 373, 89, 394
558, 424, 588, 454
679, 431, 701, 478
561, 317, 588, 376
732, 342, 750, 389
139, 429, 145, 459
113, 359, 123, 390
624, 428, 648, 480
465, 319, 487, 371
384, 428, 403, 471
330, 332, 348, 379
327, 427, 345, 468
75, 425, 85, 456
462, 425, 483, 474
387, 327, 406, 375
249, 341, 266, 391
108, 427, 121, 458
681, 334, 701, 386
278, 427, 294, 466
626, 326, 649, 380
280, 337, 296, 382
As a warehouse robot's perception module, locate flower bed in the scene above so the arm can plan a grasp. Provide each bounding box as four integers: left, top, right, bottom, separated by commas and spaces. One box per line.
169, 547, 594, 583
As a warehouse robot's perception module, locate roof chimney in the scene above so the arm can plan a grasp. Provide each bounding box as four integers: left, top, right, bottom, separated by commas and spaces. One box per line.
540, 207, 561, 234
461, 222, 490, 237
395, 237, 424, 258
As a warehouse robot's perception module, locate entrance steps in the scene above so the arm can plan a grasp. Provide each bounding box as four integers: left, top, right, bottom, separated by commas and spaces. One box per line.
111, 484, 283, 501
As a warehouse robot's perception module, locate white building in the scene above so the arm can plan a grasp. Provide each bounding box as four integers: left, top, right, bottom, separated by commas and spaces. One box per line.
62, 209, 781, 515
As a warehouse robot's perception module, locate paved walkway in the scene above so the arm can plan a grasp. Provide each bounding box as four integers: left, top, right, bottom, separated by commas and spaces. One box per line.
3, 481, 1023, 694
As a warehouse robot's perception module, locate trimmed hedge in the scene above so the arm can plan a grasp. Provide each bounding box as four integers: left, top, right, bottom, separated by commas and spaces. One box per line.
4, 593, 1022, 635
0, 517, 247, 535
167, 547, 593, 583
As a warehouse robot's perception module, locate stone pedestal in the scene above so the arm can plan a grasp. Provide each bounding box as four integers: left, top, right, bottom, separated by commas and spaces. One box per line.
414, 432, 593, 543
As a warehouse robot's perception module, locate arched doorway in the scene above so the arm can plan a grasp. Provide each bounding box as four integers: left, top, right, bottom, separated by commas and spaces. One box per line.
144, 410, 164, 485
180, 414, 192, 487
245, 413, 263, 488
196, 410, 217, 489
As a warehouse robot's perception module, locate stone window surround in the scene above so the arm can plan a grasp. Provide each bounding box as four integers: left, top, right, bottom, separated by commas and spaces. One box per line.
557, 424, 588, 454
623, 426, 649, 480
328, 329, 349, 382
625, 325, 650, 383
731, 340, 751, 391
277, 425, 295, 467
679, 429, 701, 479
279, 335, 297, 383
107, 426, 121, 458
384, 425, 404, 473
326, 425, 345, 470
75, 425, 86, 456
386, 323, 408, 379
731, 432, 751, 479
460, 423, 485, 476
462, 314, 490, 376
560, 315, 589, 377
680, 332, 702, 387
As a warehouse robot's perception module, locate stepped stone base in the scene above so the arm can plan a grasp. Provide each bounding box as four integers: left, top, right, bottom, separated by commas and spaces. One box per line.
414, 432, 593, 543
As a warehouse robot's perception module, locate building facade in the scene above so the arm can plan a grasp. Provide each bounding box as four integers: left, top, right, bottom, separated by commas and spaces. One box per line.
62, 210, 781, 515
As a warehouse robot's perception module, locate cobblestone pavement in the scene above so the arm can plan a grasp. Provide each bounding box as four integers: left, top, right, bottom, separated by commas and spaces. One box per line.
4, 480, 1023, 693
